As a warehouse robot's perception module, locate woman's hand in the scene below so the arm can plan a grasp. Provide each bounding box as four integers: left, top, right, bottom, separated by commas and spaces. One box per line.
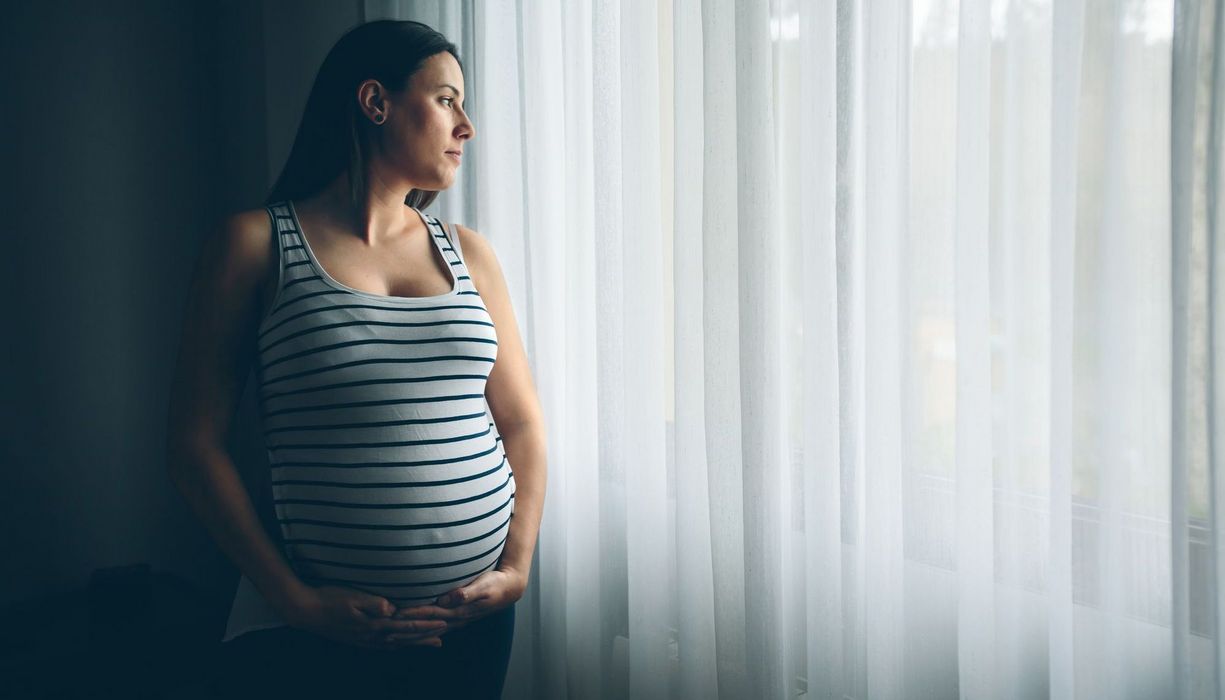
386, 567, 527, 644
283, 584, 450, 650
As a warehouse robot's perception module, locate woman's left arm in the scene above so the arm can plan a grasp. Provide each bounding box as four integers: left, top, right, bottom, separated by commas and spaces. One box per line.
389, 224, 548, 642
461, 223, 547, 586
392, 225, 546, 634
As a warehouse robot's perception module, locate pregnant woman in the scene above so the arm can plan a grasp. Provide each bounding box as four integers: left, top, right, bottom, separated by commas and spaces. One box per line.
165, 20, 546, 699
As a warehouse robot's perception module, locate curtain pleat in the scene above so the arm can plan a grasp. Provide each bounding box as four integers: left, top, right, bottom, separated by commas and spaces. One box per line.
861, 2, 909, 698
733, 0, 788, 697
798, 0, 845, 697
556, 0, 604, 697
673, 0, 721, 699
1173, 1, 1222, 699
698, 1, 752, 698
953, 0, 995, 696
1048, 1, 1084, 697
619, 0, 674, 696
1210, 0, 1225, 693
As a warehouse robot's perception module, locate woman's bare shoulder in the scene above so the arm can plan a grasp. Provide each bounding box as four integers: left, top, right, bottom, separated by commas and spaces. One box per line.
453, 223, 494, 267
190, 206, 278, 305
219, 207, 276, 260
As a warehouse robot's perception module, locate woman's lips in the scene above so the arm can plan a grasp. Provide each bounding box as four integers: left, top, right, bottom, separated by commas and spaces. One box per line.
445, 152, 462, 163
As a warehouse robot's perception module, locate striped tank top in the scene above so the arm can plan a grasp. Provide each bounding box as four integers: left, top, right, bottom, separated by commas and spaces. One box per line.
222, 200, 516, 642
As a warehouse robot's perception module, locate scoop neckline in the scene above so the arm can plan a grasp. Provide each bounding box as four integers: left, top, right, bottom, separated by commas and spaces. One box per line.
286, 199, 461, 304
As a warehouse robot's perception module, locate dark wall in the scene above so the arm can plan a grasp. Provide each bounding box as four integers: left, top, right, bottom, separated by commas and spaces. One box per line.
0, 0, 272, 611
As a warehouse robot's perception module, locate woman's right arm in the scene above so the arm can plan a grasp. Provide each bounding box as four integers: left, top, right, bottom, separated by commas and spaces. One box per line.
164, 209, 313, 622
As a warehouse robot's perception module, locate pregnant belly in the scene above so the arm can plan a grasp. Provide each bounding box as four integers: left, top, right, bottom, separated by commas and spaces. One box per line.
270, 449, 516, 606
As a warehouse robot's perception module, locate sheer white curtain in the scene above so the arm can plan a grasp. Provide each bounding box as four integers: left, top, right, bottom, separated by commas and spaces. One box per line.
364, 1, 1222, 698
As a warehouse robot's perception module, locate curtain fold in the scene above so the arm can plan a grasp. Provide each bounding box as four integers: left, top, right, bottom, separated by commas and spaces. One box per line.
953, 0, 995, 696
1209, 0, 1225, 693
797, 0, 846, 696
1173, 0, 1224, 697
1049, 0, 1082, 697
347, 0, 1224, 697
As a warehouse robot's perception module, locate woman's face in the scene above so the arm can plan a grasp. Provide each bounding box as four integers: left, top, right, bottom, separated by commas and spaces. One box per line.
365, 51, 473, 192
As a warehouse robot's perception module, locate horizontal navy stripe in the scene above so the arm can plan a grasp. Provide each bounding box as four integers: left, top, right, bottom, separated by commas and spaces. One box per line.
262, 393, 488, 419
262, 374, 489, 403
259, 301, 486, 339
268, 425, 493, 451
283, 513, 512, 551
261, 318, 494, 354
269, 441, 501, 470
267, 289, 346, 317
262, 336, 497, 372
264, 410, 487, 435
261, 355, 495, 387
285, 275, 323, 288
298, 558, 501, 589
273, 471, 511, 509
278, 492, 513, 530
294, 536, 508, 572
271, 457, 506, 489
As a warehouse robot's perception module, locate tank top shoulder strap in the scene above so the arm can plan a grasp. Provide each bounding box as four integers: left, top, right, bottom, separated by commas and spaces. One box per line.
443, 221, 466, 264
266, 201, 315, 280
417, 211, 477, 297
261, 201, 323, 319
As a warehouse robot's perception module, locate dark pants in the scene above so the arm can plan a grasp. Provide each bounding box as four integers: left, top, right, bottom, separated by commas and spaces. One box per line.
214, 603, 515, 699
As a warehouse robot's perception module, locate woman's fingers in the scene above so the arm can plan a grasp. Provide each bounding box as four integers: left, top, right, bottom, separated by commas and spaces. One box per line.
384, 632, 444, 646
441, 618, 470, 633
378, 600, 502, 649
382, 631, 442, 642
367, 618, 449, 635
365, 624, 446, 646
392, 604, 453, 619
436, 599, 490, 621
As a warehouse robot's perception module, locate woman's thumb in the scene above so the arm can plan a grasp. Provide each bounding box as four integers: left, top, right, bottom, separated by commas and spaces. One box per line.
354, 594, 394, 618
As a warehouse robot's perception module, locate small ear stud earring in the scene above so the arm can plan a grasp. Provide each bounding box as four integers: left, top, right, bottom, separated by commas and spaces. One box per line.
374, 114, 385, 124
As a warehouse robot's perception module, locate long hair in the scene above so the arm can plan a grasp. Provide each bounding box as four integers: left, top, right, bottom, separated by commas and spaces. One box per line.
263, 20, 463, 211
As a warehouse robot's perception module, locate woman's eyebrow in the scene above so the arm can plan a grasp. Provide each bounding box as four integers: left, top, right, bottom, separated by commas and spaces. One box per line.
438, 84, 464, 98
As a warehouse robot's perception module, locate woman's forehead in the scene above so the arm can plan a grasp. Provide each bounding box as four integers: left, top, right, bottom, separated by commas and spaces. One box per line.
415, 53, 464, 90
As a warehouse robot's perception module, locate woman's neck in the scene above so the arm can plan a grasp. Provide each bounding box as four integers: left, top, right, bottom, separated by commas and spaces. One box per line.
303, 172, 418, 245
